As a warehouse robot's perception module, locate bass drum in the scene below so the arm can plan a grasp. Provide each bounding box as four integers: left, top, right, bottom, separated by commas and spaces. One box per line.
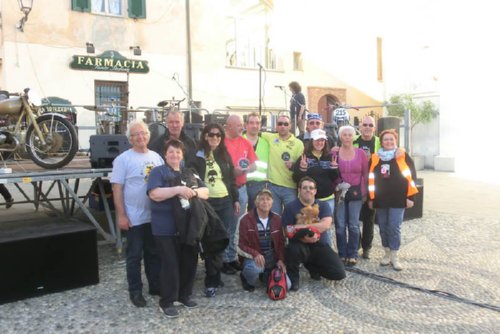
25, 114, 79, 169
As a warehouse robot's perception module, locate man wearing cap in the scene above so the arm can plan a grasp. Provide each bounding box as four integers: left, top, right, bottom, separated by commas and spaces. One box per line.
354, 116, 381, 259
298, 113, 337, 148
243, 112, 270, 210
261, 114, 304, 215
235, 188, 289, 291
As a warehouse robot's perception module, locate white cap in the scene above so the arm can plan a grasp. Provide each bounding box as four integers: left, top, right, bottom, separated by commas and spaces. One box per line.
310, 129, 327, 141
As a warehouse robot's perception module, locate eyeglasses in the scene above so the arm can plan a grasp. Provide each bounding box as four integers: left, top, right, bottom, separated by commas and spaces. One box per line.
130, 131, 148, 137
362, 123, 374, 128
308, 121, 321, 125
277, 122, 289, 126
207, 132, 221, 138
301, 186, 316, 191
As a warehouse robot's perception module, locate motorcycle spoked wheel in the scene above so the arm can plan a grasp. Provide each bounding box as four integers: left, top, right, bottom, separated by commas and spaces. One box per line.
25, 114, 79, 169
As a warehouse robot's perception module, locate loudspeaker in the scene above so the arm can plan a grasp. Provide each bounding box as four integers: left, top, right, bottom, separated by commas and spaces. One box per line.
404, 178, 424, 220
90, 134, 131, 168
184, 123, 203, 142
205, 113, 229, 125
0, 219, 99, 304
377, 117, 401, 138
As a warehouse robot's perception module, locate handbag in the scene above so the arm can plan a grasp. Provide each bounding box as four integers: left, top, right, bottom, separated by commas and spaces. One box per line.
345, 184, 362, 201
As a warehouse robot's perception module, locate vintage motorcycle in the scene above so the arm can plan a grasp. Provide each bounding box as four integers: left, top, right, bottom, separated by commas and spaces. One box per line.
0, 88, 78, 169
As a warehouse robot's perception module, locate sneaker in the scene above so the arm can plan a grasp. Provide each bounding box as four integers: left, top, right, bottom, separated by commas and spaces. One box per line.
179, 299, 198, 308
346, 258, 357, 266
204, 287, 217, 298
129, 291, 147, 307
6, 198, 14, 209
221, 262, 237, 275
160, 305, 179, 318
239, 272, 255, 292
362, 249, 371, 259
290, 281, 299, 292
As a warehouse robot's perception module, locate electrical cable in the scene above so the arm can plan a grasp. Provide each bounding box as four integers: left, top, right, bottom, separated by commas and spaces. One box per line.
345, 267, 500, 313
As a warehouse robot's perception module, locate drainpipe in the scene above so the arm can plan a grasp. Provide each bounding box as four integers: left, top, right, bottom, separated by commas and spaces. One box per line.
185, 0, 193, 117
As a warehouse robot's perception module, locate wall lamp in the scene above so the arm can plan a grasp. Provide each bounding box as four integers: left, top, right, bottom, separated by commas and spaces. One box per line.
16, 0, 33, 32
86, 42, 95, 54
129, 46, 141, 56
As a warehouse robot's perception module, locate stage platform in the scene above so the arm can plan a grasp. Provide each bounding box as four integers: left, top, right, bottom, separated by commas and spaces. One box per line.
0, 156, 122, 251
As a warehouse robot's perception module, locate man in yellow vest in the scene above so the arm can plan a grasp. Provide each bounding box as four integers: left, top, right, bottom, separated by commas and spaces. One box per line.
244, 112, 270, 210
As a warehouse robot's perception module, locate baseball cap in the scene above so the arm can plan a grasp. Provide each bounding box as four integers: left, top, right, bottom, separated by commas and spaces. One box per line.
256, 188, 273, 198
307, 113, 322, 121
310, 129, 327, 141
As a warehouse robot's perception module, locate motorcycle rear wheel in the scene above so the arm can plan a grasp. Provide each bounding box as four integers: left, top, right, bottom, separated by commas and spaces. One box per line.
26, 114, 79, 169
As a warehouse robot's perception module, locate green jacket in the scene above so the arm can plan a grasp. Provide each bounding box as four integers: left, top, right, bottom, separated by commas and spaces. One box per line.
353, 135, 381, 155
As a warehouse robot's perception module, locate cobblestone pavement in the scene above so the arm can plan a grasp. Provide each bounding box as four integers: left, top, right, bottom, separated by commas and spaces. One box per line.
1, 172, 499, 333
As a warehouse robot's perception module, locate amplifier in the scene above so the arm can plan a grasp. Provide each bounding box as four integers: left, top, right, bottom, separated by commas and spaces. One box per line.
90, 134, 131, 168
205, 113, 229, 125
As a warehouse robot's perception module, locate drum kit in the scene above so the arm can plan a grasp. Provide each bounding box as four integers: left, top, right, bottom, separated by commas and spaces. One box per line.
84, 97, 186, 134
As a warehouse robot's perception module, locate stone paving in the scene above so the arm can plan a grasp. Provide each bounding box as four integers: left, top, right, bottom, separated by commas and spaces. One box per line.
0, 171, 499, 333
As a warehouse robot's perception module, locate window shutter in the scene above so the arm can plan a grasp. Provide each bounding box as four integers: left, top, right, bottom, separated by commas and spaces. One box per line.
128, 0, 146, 19
71, 0, 90, 12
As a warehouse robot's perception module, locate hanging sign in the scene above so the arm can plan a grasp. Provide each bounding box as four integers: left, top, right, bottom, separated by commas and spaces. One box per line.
70, 50, 149, 73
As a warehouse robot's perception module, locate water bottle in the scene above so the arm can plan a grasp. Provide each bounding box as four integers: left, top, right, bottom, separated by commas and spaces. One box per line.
180, 197, 190, 210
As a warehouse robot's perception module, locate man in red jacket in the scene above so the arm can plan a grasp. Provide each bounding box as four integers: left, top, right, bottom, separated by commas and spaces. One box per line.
235, 189, 289, 291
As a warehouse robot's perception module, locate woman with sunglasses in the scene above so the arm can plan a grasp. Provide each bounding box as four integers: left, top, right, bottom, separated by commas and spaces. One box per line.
367, 129, 418, 271
192, 123, 239, 297
292, 129, 340, 247
334, 125, 368, 266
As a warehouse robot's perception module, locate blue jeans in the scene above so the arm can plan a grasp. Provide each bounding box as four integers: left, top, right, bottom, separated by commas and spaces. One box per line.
238, 185, 248, 219
269, 183, 297, 215
246, 181, 267, 211
242, 258, 291, 289
319, 197, 335, 247
125, 223, 160, 293
335, 200, 362, 259
208, 197, 237, 263
376, 208, 405, 250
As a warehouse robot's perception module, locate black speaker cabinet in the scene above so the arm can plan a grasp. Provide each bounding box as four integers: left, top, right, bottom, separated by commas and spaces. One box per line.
0, 219, 99, 304
205, 113, 229, 125
404, 178, 424, 220
377, 117, 401, 138
90, 134, 131, 168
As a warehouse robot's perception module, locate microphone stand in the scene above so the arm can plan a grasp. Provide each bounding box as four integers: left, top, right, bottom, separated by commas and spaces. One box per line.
172, 74, 197, 123
258, 65, 263, 117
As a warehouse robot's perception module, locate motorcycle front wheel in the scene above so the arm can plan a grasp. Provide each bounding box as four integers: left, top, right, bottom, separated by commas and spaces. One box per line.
26, 114, 79, 169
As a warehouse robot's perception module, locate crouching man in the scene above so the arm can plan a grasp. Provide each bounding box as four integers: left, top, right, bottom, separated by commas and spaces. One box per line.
283, 177, 346, 291
236, 188, 290, 291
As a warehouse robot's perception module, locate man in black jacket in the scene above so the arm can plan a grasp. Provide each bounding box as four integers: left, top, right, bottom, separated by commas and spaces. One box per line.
148, 110, 197, 166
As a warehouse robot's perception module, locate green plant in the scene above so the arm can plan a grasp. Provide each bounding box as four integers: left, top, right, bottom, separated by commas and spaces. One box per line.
386, 94, 439, 130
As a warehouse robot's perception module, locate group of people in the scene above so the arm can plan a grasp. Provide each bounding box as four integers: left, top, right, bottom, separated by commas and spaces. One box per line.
110, 105, 418, 318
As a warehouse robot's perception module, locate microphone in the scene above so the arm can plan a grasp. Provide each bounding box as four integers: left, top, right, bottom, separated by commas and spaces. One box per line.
171, 73, 177, 80
274, 85, 284, 89
257, 62, 263, 68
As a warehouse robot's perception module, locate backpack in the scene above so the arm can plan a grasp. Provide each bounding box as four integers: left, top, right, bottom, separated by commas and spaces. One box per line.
267, 267, 287, 301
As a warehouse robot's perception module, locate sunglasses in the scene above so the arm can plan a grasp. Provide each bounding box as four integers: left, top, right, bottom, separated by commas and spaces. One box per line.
277, 122, 289, 126
301, 186, 316, 191
362, 123, 374, 128
207, 132, 221, 138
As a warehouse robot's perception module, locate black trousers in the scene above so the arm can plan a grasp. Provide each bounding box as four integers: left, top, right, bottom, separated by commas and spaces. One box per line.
0, 184, 12, 201
155, 236, 198, 307
204, 252, 223, 288
285, 241, 346, 284
360, 202, 376, 251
